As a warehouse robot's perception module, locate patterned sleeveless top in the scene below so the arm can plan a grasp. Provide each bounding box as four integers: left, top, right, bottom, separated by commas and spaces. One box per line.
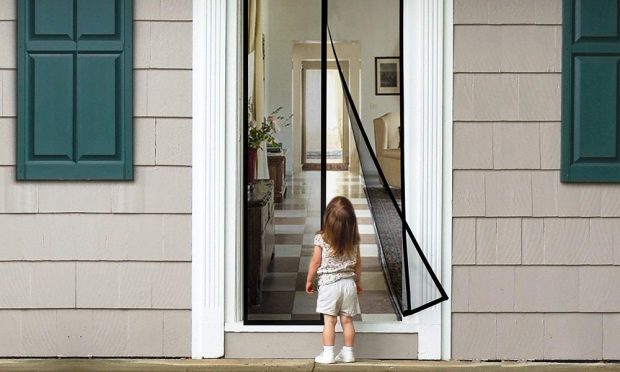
314, 233, 357, 287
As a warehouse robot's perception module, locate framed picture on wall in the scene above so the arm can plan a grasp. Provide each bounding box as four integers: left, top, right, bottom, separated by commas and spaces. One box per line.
375, 57, 400, 95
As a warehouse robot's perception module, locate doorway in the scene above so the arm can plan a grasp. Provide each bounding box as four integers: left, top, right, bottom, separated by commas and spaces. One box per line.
302, 62, 349, 171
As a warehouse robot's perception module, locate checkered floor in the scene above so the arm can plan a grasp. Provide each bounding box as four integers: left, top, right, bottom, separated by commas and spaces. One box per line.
247, 171, 397, 322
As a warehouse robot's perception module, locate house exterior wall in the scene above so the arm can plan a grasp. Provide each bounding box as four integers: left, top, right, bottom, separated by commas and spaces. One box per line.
0, 0, 193, 357
452, 0, 620, 361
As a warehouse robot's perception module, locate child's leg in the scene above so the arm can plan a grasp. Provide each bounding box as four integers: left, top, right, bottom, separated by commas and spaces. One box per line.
322, 315, 337, 346
339, 314, 355, 347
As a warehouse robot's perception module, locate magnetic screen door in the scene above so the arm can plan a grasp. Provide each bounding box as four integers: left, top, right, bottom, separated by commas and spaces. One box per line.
243, 0, 446, 325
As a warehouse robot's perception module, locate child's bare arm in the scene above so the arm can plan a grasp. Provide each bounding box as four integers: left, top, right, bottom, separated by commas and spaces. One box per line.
305, 246, 322, 293
354, 246, 363, 294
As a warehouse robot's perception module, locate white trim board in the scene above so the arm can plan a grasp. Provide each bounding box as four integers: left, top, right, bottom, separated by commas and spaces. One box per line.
192, 0, 452, 359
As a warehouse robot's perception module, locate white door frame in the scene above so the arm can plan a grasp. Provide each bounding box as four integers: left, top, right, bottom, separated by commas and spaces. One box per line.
191, 0, 453, 360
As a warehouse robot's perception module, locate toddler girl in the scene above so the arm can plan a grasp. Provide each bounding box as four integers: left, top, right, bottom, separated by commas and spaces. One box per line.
306, 196, 362, 364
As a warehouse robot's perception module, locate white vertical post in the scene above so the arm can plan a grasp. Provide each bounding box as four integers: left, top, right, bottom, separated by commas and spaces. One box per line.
403, 0, 449, 360
192, 0, 227, 359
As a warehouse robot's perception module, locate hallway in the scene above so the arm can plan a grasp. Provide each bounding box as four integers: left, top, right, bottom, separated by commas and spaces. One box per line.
248, 170, 397, 322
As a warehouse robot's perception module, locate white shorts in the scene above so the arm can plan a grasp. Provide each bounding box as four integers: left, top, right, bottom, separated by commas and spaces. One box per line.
316, 278, 361, 317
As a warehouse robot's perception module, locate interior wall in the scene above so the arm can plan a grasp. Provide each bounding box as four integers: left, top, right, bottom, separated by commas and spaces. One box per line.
264, 0, 400, 173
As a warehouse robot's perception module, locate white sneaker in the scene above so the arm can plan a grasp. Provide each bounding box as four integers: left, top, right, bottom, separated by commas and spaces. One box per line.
314, 350, 336, 364
335, 350, 355, 363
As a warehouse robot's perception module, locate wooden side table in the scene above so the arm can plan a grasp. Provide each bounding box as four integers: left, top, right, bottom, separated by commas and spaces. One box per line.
267, 149, 287, 203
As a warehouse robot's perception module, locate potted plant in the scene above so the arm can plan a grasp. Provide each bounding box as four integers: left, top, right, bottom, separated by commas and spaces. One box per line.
247, 105, 292, 183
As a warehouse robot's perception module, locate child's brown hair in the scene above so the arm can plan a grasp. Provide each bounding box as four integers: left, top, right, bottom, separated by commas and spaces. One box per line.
320, 196, 360, 258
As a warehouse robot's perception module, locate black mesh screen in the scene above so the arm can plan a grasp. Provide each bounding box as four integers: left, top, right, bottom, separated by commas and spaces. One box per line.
328, 28, 447, 316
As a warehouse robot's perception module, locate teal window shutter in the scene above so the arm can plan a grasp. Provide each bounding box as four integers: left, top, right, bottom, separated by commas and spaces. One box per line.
562, 0, 620, 182
17, 0, 133, 180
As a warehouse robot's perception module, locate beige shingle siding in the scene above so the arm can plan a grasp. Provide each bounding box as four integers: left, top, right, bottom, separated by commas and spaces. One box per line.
0, 0, 192, 357
453, 0, 620, 361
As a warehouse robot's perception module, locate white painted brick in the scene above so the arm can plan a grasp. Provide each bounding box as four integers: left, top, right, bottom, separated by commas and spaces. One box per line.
112, 167, 191, 213
150, 22, 192, 68
468, 266, 514, 311
156, 118, 192, 165
455, 26, 560, 73
585, 219, 615, 265
496, 218, 521, 264
488, 0, 535, 24
534, 0, 562, 24
37, 183, 113, 213
134, 118, 156, 165
119, 263, 153, 308
544, 314, 603, 360
133, 70, 148, 117
134, 0, 162, 20
452, 313, 496, 360
453, 171, 485, 217
473, 74, 519, 121
453, 74, 475, 120
127, 311, 164, 356
0, 118, 14, 164
485, 171, 532, 217
2, 69, 15, 116
163, 310, 191, 357
0, 0, 16, 20
0, 21, 15, 68
56, 310, 93, 356
514, 266, 578, 312
147, 70, 192, 117
543, 218, 589, 264
0, 263, 31, 308
454, 0, 488, 24
601, 185, 620, 217
151, 262, 191, 309
44, 214, 106, 260
454, 26, 501, 72
451, 266, 469, 312
160, 0, 192, 20
21, 311, 58, 356
0, 167, 38, 213
453, 123, 493, 169
557, 182, 601, 217
603, 314, 620, 360
497, 314, 544, 360
579, 267, 620, 312
0, 215, 42, 260
162, 214, 191, 261
521, 218, 543, 264
531, 171, 558, 216
76, 262, 120, 308
540, 122, 561, 169
500, 26, 560, 73
493, 123, 540, 169
452, 218, 476, 264
106, 214, 165, 260
518, 74, 561, 121
0, 311, 21, 356
475, 218, 496, 264
133, 21, 151, 69
30, 262, 75, 308
89, 310, 128, 356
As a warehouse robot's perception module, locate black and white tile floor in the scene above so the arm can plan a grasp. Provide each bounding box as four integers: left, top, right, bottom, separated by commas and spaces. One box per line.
248, 171, 397, 322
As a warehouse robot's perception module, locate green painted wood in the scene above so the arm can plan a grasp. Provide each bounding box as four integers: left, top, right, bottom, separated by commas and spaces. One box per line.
562, 0, 620, 182
32, 55, 74, 159
76, 54, 119, 159
32, 0, 74, 39
574, 0, 618, 41
17, 0, 133, 180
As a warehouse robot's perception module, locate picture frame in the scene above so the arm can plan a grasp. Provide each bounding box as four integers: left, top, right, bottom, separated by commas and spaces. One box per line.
375, 57, 400, 95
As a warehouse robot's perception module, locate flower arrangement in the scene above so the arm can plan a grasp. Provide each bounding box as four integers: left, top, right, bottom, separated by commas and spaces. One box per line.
248, 104, 292, 149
